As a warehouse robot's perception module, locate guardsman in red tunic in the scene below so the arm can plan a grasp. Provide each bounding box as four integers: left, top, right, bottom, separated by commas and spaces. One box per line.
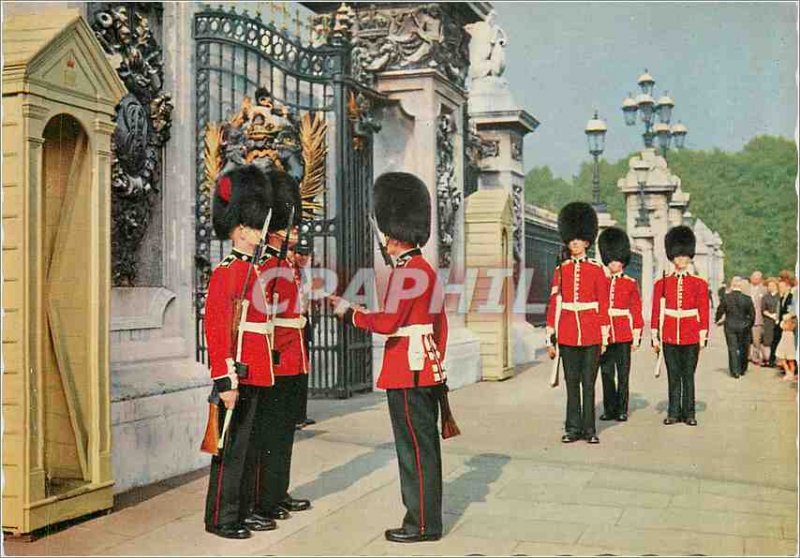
203, 165, 278, 539
597, 227, 644, 422
546, 202, 610, 444
248, 170, 312, 522
651, 225, 709, 426
332, 172, 447, 543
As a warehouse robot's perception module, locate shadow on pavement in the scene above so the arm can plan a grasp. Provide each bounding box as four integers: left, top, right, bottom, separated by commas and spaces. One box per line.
442, 453, 511, 535
595, 392, 650, 434
290, 441, 396, 502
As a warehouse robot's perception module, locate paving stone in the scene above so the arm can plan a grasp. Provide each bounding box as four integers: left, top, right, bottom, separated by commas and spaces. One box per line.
450, 514, 586, 544
454, 499, 623, 526
670, 491, 798, 518
578, 524, 745, 555
588, 469, 699, 495
617, 506, 784, 538
512, 540, 624, 556
743, 536, 799, 556
698, 479, 797, 504
358, 533, 518, 556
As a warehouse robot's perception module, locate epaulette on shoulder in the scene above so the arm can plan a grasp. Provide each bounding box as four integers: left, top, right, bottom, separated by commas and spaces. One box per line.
216, 254, 236, 269
258, 252, 274, 266
588, 258, 603, 267
692, 273, 708, 285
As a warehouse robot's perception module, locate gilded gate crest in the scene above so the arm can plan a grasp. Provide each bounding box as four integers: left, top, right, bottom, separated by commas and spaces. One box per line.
203, 87, 328, 221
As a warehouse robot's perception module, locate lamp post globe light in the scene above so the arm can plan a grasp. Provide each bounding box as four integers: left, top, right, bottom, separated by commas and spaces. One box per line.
585, 110, 608, 211
621, 69, 688, 154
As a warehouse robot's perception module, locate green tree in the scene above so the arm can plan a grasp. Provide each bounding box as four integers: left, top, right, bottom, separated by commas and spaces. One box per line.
525, 136, 798, 277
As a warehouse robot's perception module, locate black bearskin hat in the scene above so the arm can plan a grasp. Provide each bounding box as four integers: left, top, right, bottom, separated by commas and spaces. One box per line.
374, 172, 431, 246
557, 202, 598, 246
212, 165, 273, 240
665, 225, 696, 260
265, 169, 302, 232
598, 227, 631, 266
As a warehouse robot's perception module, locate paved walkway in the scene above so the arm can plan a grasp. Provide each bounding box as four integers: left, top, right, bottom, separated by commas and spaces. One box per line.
5, 335, 798, 556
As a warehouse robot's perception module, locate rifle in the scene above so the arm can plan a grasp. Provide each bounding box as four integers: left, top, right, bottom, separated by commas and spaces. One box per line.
549, 262, 564, 388
267, 203, 295, 366
654, 271, 666, 378
370, 215, 393, 268
200, 209, 272, 456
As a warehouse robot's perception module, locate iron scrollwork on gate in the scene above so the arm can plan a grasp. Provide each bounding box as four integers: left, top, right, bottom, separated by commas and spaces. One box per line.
194, 5, 384, 397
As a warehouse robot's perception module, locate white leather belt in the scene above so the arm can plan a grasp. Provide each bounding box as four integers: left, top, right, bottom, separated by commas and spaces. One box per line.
235, 300, 273, 362
273, 316, 308, 329
609, 308, 631, 317
561, 302, 599, 312
389, 324, 434, 371
239, 321, 275, 334
664, 308, 699, 318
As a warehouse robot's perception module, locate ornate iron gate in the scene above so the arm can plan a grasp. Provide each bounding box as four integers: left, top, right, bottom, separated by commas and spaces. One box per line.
193, 6, 380, 397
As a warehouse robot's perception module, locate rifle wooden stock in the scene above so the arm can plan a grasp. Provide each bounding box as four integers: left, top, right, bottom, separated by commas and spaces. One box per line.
200, 402, 220, 455
549, 352, 561, 388
439, 384, 460, 439
655, 291, 666, 378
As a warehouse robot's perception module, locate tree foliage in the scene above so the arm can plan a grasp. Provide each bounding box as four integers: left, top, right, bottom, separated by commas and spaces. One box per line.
524, 135, 798, 278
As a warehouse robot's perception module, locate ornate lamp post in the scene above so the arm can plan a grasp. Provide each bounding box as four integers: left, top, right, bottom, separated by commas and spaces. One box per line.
621, 69, 688, 154
585, 110, 608, 212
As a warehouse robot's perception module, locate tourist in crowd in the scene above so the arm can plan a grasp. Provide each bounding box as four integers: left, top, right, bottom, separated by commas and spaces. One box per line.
747, 271, 767, 366
771, 276, 795, 372
762, 278, 781, 367
775, 313, 797, 382
715, 277, 754, 379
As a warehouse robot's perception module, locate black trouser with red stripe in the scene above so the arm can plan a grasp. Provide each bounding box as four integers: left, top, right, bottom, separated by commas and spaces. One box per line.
599, 342, 632, 417
204, 384, 271, 528
247, 375, 302, 514
664, 343, 699, 420
386, 386, 443, 537
561, 344, 601, 437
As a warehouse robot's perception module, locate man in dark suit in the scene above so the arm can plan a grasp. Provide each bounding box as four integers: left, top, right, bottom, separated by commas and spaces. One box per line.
715, 277, 755, 378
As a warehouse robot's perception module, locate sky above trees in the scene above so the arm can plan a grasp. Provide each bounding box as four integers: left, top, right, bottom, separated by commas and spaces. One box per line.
494, 2, 798, 177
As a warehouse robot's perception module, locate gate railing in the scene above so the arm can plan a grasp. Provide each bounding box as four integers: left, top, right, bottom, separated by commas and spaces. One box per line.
193, 5, 381, 397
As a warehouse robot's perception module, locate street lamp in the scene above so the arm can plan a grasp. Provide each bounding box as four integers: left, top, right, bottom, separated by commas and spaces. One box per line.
633, 157, 651, 227
621, 70, 688, 153
585, 110, 608, 211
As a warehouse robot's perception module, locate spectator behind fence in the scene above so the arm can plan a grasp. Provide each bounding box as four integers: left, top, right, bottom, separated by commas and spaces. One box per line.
762, 278, 781, 367
771, 276, 795, 372
747, 271, 767, 366
715, 277, 755, 379
775, 313, 797, 382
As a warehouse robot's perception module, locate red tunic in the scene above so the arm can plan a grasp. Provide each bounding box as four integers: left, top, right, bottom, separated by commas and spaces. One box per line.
205, 250, 275, 389
350, 249, 448, 390
545, 257, 611, 347
651, 271, 709, 346
259, 246, 310, 376
608, 272, 644, 345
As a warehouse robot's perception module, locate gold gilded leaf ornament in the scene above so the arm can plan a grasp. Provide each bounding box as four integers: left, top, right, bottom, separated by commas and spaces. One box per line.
203, 122, 224, 194
299, 111, 328, 220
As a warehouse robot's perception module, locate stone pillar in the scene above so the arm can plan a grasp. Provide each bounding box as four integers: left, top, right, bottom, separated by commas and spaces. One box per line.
107, 2, 209, 492
344, 2, 488, 389
466, 10, 539, 367
668, 186, 690, 227
618, 148, 680, 310
634, 236, 655, 321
